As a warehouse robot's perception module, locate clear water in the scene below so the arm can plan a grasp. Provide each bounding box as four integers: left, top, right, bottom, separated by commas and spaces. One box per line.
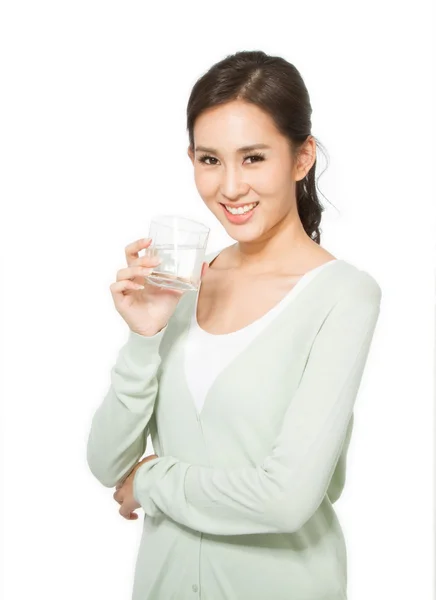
145, 244, 203, 292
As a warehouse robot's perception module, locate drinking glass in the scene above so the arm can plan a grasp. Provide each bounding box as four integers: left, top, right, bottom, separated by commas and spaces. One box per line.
144, 215, 210, 292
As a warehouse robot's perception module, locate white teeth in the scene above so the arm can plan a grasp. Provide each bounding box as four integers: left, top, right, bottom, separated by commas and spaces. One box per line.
225, 202, 258, 215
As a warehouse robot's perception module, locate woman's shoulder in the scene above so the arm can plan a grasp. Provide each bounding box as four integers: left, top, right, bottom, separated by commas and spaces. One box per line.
333, 258, 382, 305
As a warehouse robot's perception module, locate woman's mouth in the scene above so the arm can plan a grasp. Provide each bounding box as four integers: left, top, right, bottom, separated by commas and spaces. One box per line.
220, 202, 259, 224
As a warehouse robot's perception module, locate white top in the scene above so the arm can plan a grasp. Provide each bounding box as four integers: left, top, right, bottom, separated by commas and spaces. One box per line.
184, 260, 338, 415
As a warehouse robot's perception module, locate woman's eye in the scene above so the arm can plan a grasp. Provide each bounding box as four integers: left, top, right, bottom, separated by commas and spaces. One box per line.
245, 154, 265, 164
198, 154, 265, 165
198, 156, 218, 165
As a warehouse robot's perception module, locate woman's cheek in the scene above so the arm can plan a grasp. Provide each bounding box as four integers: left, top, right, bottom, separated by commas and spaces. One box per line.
196, 175, 218, 200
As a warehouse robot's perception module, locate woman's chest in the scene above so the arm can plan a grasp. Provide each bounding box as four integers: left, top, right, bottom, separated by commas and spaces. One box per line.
196, 272, 302, 335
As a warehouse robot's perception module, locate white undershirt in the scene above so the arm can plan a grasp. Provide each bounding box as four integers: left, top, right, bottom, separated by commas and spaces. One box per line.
184, 260, 338, 416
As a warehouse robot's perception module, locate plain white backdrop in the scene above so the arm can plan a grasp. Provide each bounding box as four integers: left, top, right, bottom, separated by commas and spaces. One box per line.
1, 1, 435, 599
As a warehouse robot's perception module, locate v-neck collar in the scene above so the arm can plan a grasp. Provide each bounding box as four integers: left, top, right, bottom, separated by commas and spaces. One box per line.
194, 253, 339, 338
173, 254, 349, 422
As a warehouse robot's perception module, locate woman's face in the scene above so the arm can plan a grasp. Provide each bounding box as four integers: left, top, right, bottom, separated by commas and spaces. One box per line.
188, 100, 314, 242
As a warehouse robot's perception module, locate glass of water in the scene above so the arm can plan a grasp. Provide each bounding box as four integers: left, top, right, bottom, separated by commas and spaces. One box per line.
144, 215, 210, 292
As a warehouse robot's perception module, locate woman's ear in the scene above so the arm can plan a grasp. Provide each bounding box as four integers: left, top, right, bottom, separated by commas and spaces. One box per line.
187, 147, 195, 165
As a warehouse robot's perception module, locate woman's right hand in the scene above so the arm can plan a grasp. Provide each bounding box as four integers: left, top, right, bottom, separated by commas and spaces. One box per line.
110, 237, 208, 337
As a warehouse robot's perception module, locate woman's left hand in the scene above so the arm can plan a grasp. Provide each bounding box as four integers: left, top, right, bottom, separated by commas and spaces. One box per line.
113, 454, 159, 520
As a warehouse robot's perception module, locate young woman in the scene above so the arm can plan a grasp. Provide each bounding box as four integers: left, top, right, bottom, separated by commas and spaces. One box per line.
87, 50, 382, 600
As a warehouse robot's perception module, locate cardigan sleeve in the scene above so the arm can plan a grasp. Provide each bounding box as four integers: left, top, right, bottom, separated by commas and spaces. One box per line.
133, 276, 382, 535
86, 326, 167, 488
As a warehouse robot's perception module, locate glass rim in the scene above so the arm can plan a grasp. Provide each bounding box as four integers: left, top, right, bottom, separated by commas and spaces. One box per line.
149, 214, 210, 234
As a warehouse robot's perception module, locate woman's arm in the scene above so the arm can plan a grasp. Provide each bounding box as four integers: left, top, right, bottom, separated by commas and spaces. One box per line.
86, 326, 167, 488
133, 276, 382, 535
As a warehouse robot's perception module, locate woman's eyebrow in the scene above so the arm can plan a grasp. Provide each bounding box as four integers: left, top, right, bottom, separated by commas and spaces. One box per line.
195, 143, 271, 154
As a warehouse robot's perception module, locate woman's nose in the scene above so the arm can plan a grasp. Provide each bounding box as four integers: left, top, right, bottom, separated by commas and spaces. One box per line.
220, 168, 249, 198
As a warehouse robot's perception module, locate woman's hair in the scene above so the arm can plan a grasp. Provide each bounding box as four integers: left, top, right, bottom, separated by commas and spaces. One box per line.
186, 50, 332, 245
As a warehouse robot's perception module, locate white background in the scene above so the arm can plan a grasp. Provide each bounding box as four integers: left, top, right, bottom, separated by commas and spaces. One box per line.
1, 1, 435, 599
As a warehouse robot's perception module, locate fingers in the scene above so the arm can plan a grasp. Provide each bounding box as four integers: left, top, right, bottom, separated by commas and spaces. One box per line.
119, 504, 139, 520
113, 475, 140, 521
125, 237, 152, 267
110, 279, 145, 295
116, 256, 162, 282
110, 252, 163, 297
113, 490, 138, 519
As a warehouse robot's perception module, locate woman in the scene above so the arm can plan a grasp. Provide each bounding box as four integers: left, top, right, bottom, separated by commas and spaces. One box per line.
87, 50, 382, 600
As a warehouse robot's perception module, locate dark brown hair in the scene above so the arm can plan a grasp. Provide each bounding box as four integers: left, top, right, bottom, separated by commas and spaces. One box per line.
186, 50, 332, 245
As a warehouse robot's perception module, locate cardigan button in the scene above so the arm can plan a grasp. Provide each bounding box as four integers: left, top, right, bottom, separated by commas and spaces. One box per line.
192, 584, 198, 592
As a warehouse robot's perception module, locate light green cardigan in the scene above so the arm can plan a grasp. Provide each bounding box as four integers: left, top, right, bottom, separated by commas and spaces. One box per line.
87, 248, 382, 600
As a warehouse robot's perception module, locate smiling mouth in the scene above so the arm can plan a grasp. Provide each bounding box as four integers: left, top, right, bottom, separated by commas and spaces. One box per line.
220, 202, 259, 214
